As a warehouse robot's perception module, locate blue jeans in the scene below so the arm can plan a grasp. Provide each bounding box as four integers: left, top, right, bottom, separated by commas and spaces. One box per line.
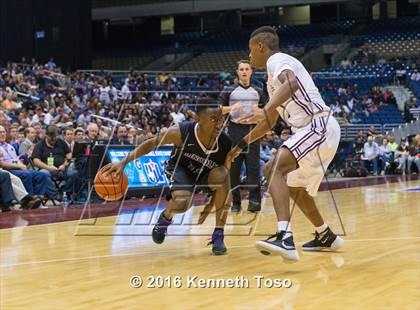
396, 157, 407, 172
40, 167, 78, 196
0, 170, 15, 204
379, 154, 392, 171
9, 169, 48, 196
361, 158, 378, 174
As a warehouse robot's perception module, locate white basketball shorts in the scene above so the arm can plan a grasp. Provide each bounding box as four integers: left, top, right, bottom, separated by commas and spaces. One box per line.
282, 114, 340, 197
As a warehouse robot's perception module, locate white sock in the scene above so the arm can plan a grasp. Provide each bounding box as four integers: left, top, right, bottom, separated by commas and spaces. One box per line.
277, 221, 292, 238
315, 223, 328, 234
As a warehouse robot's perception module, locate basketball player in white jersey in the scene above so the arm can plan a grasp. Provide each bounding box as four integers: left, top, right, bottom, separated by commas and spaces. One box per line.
228, 26, 344, 263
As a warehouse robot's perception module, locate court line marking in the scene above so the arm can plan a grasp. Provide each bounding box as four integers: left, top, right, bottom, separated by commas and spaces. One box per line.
1, 179, 418, 232
1, 236, 419, 268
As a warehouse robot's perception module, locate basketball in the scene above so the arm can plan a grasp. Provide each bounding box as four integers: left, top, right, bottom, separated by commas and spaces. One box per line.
94, 167, 128, 201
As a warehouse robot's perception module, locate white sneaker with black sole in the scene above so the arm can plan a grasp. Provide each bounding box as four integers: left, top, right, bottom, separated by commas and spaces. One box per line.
255, 231, 300, 263
302, 227, 344, 251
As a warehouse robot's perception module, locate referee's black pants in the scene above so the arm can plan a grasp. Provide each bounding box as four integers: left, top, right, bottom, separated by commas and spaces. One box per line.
228, 123, 261, 206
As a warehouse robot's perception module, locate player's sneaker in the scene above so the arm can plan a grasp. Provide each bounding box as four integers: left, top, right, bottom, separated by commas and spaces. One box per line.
302, 227, 344, 251
255, 231, 299, 263
231, 203, 241, 213
247, 201, 261, 213
152, 211, 172, 244
208, 229, 227, 255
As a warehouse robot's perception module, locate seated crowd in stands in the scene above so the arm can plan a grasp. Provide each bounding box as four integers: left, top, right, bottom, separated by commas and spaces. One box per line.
338, 130, 420, 177
319, 83, 398, 125
0, 58, 419, 210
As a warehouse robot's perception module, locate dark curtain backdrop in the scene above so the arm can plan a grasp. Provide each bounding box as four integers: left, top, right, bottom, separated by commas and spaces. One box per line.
0, 0, 92, 70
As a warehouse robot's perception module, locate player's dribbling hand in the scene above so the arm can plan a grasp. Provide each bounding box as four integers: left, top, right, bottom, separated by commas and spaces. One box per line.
236, 107, 265, 124
102, 161, 125, 178
226, 146, 242, 164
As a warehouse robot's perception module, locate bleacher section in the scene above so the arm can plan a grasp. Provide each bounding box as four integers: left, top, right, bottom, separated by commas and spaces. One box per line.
351, 17, 420, 63
92, 55, 154, 70
178, 20, 355, 71
362, 39, 420, 59
178, 51, 249, 72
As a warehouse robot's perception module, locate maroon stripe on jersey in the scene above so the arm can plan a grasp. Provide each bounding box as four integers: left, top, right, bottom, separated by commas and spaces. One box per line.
296, 77, 311, 102
290, 119, 316, 152
297, 136, 327, 162
296, 76, 324, 111
292, 94, 312, 116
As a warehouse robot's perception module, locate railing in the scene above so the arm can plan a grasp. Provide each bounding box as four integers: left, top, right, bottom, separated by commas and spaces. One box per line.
409, 108, 420, 119
386, 118, 420, 144
340, 123, 404, 139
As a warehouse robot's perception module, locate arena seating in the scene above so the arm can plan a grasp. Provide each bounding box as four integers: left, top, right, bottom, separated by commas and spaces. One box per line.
92, 55, 154, 70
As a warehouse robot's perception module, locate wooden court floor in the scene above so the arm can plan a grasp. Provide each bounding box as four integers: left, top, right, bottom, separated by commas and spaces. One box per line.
1, 179, 419, 310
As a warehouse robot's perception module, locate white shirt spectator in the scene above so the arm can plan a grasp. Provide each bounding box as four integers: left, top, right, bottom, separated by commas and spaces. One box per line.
44, 112, 54, 125
411, 70, 420, 81
99, 86, 111, 105
347, 98, 356, 110
110, 85, 118, 102
77, 113, 91, 128
378, 144, 392, 155
342, 105, 351, 114
338, 87, 347, 96
121, 84, 132, 101
332, 104, 342, 114
363, 141, 379, 160
170, 111, 185, 124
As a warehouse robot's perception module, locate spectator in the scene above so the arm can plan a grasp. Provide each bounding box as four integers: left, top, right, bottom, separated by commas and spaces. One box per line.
169, 107, 186, 124
410, 69, 420, 81
0, 125, 49, 197
388, 136, 398, 152
74, 128, 85, 142
340, 58, 351, 68
32, 125, 78, 199
111, 125, 130, 145
413, 135, 420, 172
32, 122, 42, 143
407, 137, 420, 174
0, 169, 14, 212
99, 80, 111, 106
85, 123, 99, 142
405, 97, 418, 122
2, 93, 17, 111
8, 125, 19, 144
361, 136, 379, 175
19, 127, 37, 156
395, 67, 407, 84
44, 107, 55, 125
0, 165, 42, 211
259, 137, 271, 177
348, 111, 362, 124
367, 125, 377, 138
279, 128, 291, 147
266, 131, 281, 150
77, 109, 91, 128
63, 127, 75, 152
394, 138, 410, 175
378, 138, 393, 175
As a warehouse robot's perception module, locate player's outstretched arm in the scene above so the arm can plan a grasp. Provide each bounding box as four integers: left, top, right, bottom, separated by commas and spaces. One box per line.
226, 110, 279, 163
102, 125, 182, 177
236, 70, 298, 124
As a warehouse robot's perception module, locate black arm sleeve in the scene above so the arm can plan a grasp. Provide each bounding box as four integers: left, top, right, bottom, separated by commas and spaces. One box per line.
255, 85, 268, 108
218, 86, 233, 106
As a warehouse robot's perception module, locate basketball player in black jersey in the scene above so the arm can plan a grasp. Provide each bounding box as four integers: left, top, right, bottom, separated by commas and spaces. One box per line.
103, 98, 232, 255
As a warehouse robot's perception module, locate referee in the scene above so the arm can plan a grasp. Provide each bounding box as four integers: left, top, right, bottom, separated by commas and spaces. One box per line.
220, 60, 265, 212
